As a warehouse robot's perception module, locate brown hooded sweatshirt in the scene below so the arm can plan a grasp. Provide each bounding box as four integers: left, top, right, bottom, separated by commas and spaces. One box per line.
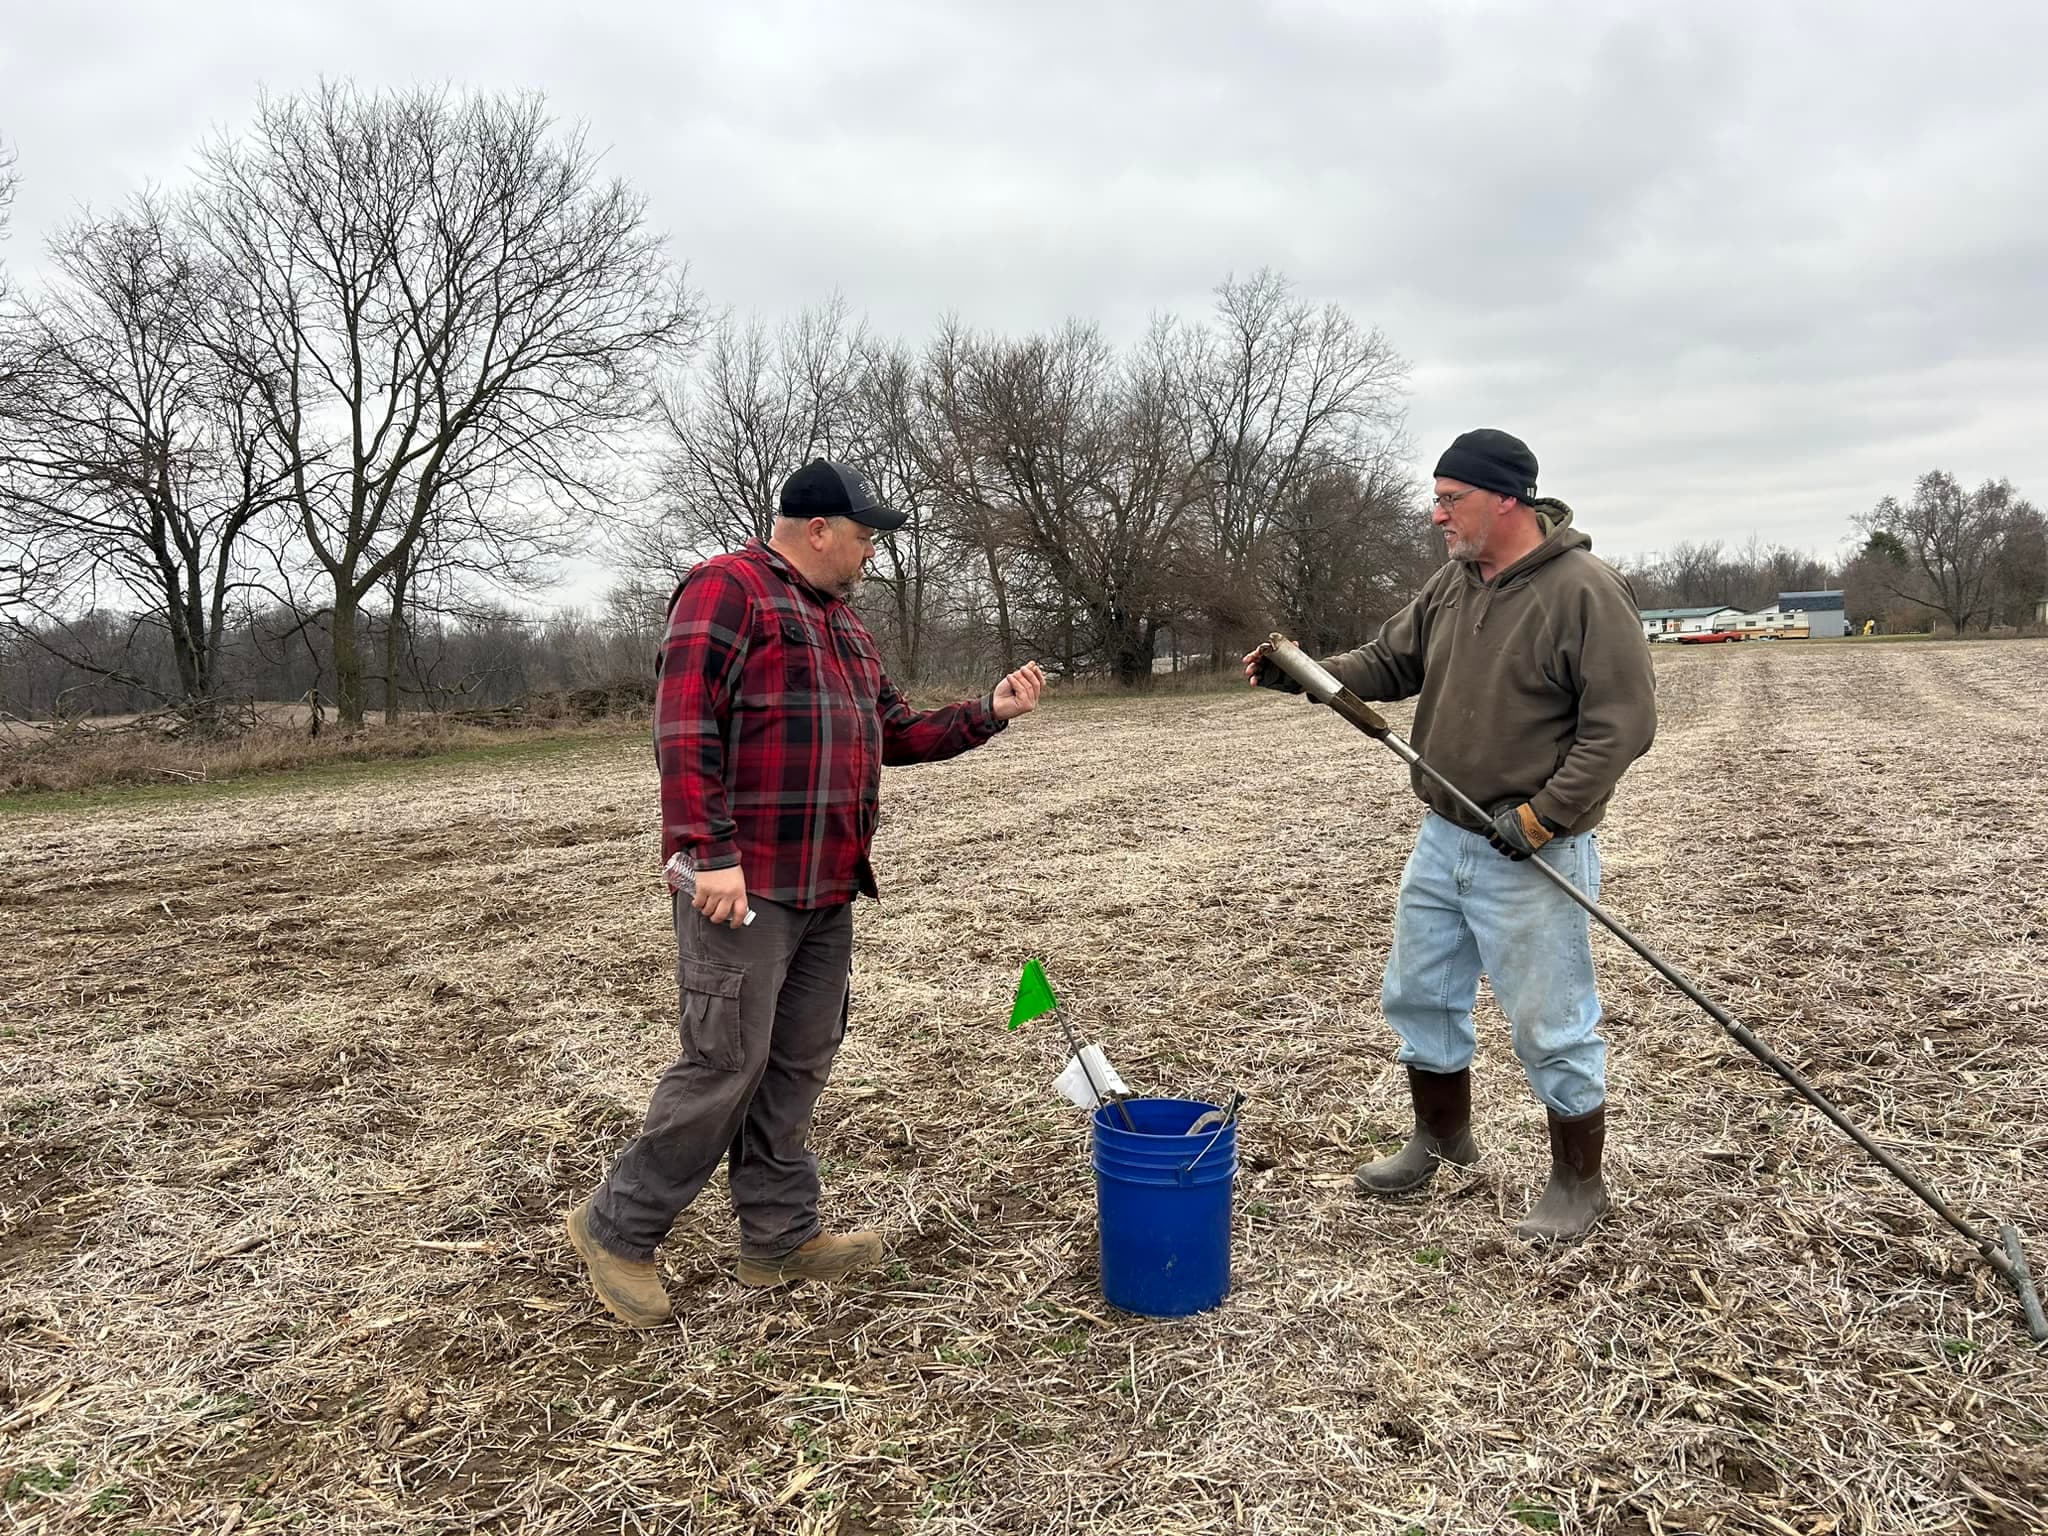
1323, 499, 1656, 835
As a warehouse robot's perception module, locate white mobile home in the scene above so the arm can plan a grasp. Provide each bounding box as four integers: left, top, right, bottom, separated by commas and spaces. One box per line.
1638, 605, 1741, 639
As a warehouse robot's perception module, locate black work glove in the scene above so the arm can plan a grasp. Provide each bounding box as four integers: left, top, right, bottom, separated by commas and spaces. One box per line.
1245, 650, 1305, 693
1486, 800, 1565, 861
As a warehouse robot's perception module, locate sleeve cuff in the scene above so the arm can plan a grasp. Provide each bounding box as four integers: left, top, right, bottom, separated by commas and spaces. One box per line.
667, 834, 741, 869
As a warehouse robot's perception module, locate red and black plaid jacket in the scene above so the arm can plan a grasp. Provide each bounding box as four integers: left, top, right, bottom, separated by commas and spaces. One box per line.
655, 540, 1006, 908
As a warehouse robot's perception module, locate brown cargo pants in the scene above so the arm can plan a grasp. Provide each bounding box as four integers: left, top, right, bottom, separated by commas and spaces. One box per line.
586, 894, 854, 1262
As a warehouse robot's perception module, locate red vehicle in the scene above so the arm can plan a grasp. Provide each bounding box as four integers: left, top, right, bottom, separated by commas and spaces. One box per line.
1677, 629, 1746, 644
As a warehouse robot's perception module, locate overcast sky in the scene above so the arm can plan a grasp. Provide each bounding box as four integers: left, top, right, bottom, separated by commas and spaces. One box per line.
5, 0, 2045, 587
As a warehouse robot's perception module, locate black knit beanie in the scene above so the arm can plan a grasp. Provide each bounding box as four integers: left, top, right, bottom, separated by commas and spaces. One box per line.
1433, 429, 1538, 501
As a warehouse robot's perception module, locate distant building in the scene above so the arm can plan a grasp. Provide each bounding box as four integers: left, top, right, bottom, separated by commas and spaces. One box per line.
1641, 592, 1850, 641
1778, 589, 1848, 639
1730, 605, 1801, 637
1638, 605, 1741, 639
1722, 589, 1849, 640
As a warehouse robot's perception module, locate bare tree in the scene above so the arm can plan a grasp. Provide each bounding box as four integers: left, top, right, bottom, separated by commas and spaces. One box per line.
914, 319, 1024, 673
1178, 271, 1409, 659
1988, 499, 2046, 628
0, 134, 16, 304
942, 322, 1197, 685
848, 336, 958, 680
1619, 535, 1849, 615
638, 296, 865, 568
1855, 471, 2020, 635
1266, 449, 1430, 653
371, 458, 579, 717
1756, 543, 1834, 608
1665, 540, 1730, 606
1104, 327, 1214, 680
0, 195, 291, 714
0, 136, 24, 407
193, 82, 697, 727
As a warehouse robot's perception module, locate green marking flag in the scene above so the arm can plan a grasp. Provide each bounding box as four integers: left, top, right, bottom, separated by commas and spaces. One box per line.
1009, 959, 1057, 1030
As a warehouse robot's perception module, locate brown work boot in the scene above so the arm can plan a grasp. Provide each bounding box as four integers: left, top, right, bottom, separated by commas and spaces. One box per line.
736, 1230, 884, 1288
1514, 1104, 1610, 1245
565, 1200, 672, 1327
1354, 1067, 1482, 1197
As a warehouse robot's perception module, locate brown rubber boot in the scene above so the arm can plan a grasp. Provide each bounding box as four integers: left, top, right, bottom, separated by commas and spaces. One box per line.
1514, 1104, 1610, 1244
565, 1200, 672, 1328
1354, 1067, 1482, 1197
736, 1230, 884, 1288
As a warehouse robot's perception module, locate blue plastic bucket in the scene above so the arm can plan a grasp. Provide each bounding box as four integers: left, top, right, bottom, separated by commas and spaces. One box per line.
1091, 1097, 1236, 1317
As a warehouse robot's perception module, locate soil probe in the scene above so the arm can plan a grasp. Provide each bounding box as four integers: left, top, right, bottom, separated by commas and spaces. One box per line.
1014, 959, 1137, 1129
1057, 1005, 1138, 1131
1259, 632, 2048, 1344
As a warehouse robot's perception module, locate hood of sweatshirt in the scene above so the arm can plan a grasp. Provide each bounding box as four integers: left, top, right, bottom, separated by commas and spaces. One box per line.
1460, 498, 1591, 628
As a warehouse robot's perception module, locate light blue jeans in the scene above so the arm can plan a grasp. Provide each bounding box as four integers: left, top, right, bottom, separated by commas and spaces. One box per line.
1381, 811, 1607, 1118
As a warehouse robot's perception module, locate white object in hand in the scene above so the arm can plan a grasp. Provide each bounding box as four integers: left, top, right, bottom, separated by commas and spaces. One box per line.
1055, 1044, 1129, 1109
663, 852, 757, 926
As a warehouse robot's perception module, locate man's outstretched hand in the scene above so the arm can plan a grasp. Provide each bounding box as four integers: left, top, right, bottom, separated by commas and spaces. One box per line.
993, 661, 1048, 720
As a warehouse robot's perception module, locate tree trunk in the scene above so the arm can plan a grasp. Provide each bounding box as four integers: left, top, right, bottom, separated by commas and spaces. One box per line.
383, 555, 409, 722
382, 617, 402, 719
890, 564, 920, 683
333, 592, 367, 729
983, 543, 1015, 673
907, 556, 930, 683
1110, 609, 1152, 688
163, 569, 207, 708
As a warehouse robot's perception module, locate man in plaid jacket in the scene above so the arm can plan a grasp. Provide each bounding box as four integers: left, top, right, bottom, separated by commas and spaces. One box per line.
568, 460, 1046, 1327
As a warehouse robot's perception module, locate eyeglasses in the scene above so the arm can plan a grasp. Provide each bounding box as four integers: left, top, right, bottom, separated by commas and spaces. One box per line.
1430, 489, 1483, 511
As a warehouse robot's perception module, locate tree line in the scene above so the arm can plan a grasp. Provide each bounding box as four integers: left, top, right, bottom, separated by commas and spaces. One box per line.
4, 90, 2042, 732
1, 90, 693, 729
0, 85, 1432, 727
1616, 474, 2045, 635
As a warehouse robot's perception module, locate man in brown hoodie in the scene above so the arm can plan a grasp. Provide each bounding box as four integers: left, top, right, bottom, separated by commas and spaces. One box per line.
1245, 429, 1656, 1243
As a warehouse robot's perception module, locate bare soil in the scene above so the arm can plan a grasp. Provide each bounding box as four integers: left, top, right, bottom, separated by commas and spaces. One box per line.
3, 641, 2045, 1534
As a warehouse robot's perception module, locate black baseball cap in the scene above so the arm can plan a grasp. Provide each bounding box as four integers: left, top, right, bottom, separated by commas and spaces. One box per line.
778, 460, 908, 531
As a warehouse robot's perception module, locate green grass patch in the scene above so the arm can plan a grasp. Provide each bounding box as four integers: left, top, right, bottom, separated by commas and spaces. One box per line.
87, 1484, 134, 1516
0, 729, 624, 817
4, 1457, 79, 1501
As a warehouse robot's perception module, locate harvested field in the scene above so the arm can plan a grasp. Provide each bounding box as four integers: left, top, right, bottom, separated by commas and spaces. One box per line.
3, 640, 2045, 1535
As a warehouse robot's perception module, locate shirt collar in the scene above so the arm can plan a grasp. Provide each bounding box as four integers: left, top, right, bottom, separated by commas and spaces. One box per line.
745, 538, 841, 610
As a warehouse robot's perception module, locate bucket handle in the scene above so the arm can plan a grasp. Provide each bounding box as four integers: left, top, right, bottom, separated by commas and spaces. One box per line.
1177, 1122, 1232, 1184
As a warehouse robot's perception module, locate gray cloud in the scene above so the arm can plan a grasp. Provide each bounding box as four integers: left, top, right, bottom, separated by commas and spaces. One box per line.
4, 0, 2044, 570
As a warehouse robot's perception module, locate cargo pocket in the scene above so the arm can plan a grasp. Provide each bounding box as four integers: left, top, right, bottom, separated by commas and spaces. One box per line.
678, 961, 746, 1073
